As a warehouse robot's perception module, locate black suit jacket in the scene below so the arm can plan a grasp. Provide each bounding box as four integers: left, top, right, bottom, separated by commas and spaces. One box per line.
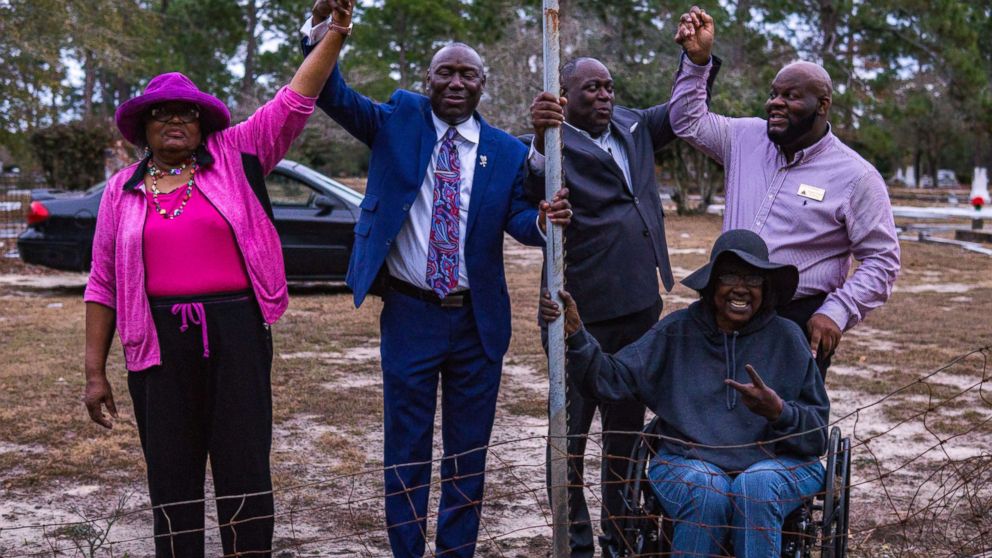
525, 58, 721, 323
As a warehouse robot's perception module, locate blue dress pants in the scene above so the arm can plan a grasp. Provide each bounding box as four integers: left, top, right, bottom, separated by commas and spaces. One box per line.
648, 454, 824, 557
379, 289, 502, 558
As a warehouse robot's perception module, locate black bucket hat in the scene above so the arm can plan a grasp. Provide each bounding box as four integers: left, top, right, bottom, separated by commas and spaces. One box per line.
681, 229, 799, 305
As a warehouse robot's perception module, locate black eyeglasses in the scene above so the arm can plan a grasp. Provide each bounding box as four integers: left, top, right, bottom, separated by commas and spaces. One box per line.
717, 273, 765, 287
148, 106, 200, 123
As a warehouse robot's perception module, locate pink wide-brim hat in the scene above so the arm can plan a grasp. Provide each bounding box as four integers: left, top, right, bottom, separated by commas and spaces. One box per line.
115, 72, 231, 146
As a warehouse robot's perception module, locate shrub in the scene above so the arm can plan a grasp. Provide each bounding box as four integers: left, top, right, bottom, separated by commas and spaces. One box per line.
29, 119, 114, 190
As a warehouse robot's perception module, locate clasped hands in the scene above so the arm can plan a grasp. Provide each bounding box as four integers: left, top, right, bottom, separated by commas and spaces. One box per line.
540, 289, 784, 422
312, 0, 354, 27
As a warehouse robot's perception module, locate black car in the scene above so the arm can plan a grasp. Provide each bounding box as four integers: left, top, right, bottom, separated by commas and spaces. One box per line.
17, 160, 363, 281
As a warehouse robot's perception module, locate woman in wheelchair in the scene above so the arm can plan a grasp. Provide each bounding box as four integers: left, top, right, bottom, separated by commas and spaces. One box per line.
541, 229, 830, 557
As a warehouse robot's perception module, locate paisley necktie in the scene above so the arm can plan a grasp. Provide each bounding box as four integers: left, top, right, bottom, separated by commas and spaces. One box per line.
426, 127, 461, 298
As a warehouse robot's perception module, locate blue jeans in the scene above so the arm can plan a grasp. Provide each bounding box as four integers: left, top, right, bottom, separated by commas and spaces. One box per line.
647, 454, 824, 557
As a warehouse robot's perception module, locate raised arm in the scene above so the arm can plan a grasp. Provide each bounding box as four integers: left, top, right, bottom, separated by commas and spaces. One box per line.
669, 6, 733, 165
288, 0, 352, 98
638, 56, 722, 152
223, 0, 352, 172
300, 1, 393, 147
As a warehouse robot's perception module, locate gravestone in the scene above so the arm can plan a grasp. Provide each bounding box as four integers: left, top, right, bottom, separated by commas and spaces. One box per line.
904, 165, 916, 188
970, 167, 989, 205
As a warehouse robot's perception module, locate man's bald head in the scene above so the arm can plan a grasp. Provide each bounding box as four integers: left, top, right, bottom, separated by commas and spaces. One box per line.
776, 61, 833, 99
429, 42, 485, 76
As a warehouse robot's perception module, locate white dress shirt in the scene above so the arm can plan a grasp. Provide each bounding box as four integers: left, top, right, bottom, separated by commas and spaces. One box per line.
300, 16, 331, 44
528, 122, 633, 193
386, 113, 479, 291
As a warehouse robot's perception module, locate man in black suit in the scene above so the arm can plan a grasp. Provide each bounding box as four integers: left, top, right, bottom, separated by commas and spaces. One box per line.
526, 56, 718, 557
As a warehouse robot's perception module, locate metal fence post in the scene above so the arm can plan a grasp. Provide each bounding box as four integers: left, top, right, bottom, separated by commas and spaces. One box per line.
542, 1, 569, 556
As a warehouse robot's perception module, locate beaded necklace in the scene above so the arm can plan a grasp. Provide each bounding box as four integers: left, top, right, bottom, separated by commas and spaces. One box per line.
147, 157, 197, 220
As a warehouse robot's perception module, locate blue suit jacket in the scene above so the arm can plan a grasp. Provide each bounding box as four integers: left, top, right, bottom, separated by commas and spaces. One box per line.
313, 64, 544, 360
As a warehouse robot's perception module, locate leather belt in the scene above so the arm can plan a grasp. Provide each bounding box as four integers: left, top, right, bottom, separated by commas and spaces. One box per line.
387, 276, 471, 308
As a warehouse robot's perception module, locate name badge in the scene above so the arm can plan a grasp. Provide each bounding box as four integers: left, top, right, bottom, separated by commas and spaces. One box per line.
797, 183, 825, 201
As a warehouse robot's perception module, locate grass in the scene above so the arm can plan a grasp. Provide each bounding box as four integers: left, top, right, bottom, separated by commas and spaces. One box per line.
2, 213, 992, 556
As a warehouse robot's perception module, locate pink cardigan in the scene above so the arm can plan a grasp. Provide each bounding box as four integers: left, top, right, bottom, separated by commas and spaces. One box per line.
84, 86, 316, 371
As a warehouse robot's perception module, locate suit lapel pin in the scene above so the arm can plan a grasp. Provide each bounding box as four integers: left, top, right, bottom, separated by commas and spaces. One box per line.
479, 155, 488, 168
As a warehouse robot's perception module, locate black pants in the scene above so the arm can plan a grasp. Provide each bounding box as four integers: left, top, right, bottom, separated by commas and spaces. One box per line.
128, 291, 274, 558
546, 298, 663, 558
777, 293, 833, 378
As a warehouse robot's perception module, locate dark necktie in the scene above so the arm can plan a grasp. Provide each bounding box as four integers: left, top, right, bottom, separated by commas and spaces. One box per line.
426, 127, 461, 298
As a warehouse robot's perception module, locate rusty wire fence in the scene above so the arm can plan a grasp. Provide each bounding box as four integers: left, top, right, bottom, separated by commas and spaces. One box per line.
1, 346, 990, 557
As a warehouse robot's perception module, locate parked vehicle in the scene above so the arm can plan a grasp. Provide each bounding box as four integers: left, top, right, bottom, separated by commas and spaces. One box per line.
17, 160, 362, 281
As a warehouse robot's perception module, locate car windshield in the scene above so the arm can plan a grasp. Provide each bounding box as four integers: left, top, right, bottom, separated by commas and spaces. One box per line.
86, 181, 107, 195
281, 162, 364, 206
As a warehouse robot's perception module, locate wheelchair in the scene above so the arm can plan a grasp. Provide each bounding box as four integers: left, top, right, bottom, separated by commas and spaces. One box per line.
607, 417, 851, 558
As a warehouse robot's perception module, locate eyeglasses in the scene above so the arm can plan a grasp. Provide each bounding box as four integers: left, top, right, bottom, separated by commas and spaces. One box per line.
148, 106, 200, 123
717, 273, 765, 287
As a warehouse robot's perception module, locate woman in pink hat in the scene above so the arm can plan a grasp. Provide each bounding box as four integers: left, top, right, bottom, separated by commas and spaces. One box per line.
81, 2, 353, 555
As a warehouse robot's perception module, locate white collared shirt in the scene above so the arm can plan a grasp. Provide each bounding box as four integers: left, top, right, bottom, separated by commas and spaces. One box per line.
300, 16, 330, 44
528, 122, 633, 193
386, 112, 480, 290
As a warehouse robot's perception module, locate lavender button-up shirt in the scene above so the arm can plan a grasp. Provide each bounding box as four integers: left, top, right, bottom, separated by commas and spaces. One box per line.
670, 57, 900, 331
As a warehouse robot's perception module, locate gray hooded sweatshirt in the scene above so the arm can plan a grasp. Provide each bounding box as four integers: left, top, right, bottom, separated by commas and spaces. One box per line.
566, 300, 829, 473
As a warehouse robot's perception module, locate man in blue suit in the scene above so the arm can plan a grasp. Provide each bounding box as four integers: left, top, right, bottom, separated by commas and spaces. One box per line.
302, 3, 570, 556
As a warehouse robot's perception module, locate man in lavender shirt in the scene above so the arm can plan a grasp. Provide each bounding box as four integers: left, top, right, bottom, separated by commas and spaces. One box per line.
670, 6, 900, 376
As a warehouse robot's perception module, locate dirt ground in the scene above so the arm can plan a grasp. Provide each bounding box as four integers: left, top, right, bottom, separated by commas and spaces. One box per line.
1, 214, 991, 557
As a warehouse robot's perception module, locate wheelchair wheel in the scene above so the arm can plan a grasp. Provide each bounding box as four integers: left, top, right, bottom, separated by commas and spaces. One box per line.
820, 427, 851, 558
611, 417, 663, 557
835, 436, 852, 558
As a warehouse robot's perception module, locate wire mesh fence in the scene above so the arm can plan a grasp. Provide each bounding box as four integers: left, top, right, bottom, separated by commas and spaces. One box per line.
0, 176, 32, 251
1, 346, 990, 557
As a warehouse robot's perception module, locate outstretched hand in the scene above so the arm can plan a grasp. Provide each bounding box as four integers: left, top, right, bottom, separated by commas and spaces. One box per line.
725, 364, 784, 421
674, 5, 715, 66
539, 187, 572, 232
540, 289, 582, 337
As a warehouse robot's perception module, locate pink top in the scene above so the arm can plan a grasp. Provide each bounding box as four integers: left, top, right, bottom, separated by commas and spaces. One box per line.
143, 183, 251, 297
85, 86, 316, 371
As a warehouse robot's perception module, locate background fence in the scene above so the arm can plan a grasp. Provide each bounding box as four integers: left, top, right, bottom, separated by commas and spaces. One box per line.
0, 176, 32, 257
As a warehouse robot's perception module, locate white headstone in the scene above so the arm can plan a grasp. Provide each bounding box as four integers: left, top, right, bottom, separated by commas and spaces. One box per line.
905, 165, 916, 188
894, 167, 905, 184
971, 167, 990, 204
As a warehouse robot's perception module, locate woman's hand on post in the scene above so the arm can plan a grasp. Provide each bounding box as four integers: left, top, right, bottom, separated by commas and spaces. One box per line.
540, 289, 582, 337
